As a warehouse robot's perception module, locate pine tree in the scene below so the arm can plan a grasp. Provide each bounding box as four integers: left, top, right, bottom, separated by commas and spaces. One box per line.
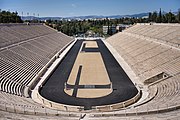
148, 12, 152, 22
159, 8, 162, 23
152, 11, 158, 22
177, 9, 180, 23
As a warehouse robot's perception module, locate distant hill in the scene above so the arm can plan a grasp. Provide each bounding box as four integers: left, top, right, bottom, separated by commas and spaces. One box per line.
21, 12, 149, 21
65, 13, 149, 19
21, 16, 63, 21
21, 11, 178, 21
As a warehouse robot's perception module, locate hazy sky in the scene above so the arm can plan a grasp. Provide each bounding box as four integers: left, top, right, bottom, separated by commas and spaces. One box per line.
0, 0, 179, 17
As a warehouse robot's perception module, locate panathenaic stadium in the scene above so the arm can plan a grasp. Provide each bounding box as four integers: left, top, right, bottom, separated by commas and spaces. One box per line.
0, 23, 180, 120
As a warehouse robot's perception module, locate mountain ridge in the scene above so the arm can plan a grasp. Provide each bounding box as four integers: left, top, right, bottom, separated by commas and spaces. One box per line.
21, 11, 178, 21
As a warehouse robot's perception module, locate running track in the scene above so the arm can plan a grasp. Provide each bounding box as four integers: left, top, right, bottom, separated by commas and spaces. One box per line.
40, 39, 138, 110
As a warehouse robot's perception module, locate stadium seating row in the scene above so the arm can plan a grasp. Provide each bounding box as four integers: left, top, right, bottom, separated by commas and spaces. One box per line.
106, 29, 180, 82
104, 23, 180, 117
125, 23, 180, 47
0, 91, 81, 119
0, 23, 180, 119
0, 24, 73, 96
0, 23, 56, 48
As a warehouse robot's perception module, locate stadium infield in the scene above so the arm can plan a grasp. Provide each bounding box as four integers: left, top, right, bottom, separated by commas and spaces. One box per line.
39, 39, 138, 110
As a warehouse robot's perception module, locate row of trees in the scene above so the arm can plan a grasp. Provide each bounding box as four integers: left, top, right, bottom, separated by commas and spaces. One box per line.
149, 9, 180, 23
1, 9, 180, 36
46, 19, 105, 36
0, 10, 23, 23
46, 9, 180, 36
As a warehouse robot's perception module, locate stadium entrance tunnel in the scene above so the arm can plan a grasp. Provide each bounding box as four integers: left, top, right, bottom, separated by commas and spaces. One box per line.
38, 39, 140, 111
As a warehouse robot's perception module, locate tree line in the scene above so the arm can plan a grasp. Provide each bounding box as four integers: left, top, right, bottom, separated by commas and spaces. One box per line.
0, 9, 180, 36
46, 9, 180, 36
148, 8, 180, 23
0, 10, 23, 23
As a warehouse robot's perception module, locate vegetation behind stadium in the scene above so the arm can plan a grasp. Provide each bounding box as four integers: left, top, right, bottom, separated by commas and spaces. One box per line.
1, 9, 180, 36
